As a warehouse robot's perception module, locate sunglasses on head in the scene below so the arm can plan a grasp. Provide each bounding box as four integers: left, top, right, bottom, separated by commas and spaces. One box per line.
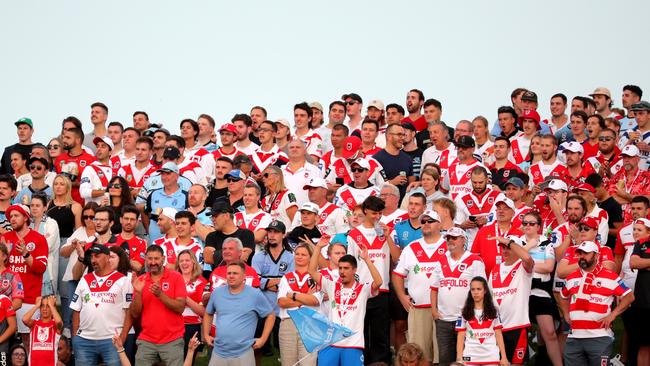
420, 218, 437, 224
29, 165, 44, 171
351, 167, 366, 173
522, 221, 539, 226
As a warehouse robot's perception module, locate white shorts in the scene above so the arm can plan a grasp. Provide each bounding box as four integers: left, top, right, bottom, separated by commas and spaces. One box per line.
16, 303, 39, 334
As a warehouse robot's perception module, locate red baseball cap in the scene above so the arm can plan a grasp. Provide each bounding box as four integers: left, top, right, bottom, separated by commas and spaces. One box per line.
342, 136, 362, 159
518, 109, 541, 129
573, 183, 595, 194
218, 123, 238, 134
579, 217, 599, 230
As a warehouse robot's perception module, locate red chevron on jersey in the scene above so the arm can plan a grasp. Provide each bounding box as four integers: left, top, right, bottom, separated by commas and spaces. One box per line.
334, 281, 365, 319
285, 271, 312, 293
448, 160, 483, 199
330, 159, 353, 184
88, 164, 110, 188
235, 212, 267, 231
512, 205, 534, 230
529, 160, 569, 186
84, 271, 125, 298
510, 138, 530, 164
188, 148, 210, 163
348, 227, 386, 251
262, 190, 290, 212
461, 190, 501, 216
212, 147, 246, 161
439, 253, 481, 279
410, 242, 448, 278
179, 161, 203, 175
251, 145, 288, 173
490, 261, 523, 305
468, 318, 496, 344
110, 155, 122, 175
120, 163, 158, 188
319, 203, 338, 224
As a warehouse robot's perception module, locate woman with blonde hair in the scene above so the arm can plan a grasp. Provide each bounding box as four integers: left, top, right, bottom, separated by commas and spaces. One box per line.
402, 166, 447, 210
473, 116, 495, 166
395, 342, 426, 366
261, 165, 298, 230
176, 249, 207, 362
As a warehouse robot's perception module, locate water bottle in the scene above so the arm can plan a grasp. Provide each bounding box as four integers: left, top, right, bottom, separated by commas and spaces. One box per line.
374, 223, 384, 237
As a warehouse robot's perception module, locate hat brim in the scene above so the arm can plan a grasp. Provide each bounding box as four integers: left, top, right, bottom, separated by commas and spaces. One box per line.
157, 168, 178, 174
14, 121, 32, 128
303, 184, 327, 190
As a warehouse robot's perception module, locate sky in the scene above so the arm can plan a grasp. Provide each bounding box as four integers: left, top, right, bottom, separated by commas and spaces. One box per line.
1, 1, 649, 147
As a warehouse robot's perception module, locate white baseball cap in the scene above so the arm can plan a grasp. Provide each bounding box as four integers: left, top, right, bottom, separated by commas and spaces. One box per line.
561, 141, 583, 154
351, 158, 371, 170
494, 196, 516, 211
635, 218, 650, 229
621, 145, 640, 157
576, 241, 600, 254
299, 202, 320, 214
546, 179, 568, 192
160, 207, 178, 221
303, 177, 328, 190
421, 210, 441, 222
445, 227, 466, 238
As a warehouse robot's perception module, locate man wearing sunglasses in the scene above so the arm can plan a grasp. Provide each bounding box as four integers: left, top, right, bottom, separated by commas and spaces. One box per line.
557, 216, 616, 279
14, 157, 52, 205
593, 128, 621, 178
144, 162, 189, 243
561, 141, 601, 191
333, 158, 381, 214
80, 136, 114, 205
393, 209, 447, 364
219, 169, 246, 212
342, 93, 364, 136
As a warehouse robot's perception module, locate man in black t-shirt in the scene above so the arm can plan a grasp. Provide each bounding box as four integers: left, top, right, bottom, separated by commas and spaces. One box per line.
587, 173, 623, 249
401, 122, 424, 178
204, 201, 255, 270
0, 118, 36, 175
205, 157, 233, 208
372, 124, 415, 200
287, 202, 322, 249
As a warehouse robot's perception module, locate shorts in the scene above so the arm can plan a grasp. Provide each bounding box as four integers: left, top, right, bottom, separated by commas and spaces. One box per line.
624, 307, 650, 346
529, 295, 559, 322
502, 327, 529, 364
16, 303, 38, 334
317, 346, 364, 366
389, 285, 408, 321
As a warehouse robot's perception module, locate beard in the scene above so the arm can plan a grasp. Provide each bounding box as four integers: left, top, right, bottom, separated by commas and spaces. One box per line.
578, 258, 594, 269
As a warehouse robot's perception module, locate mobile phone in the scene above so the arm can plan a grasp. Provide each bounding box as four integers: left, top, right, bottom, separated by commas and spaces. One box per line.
469, 216, 477, 222
335, 177, 344, 185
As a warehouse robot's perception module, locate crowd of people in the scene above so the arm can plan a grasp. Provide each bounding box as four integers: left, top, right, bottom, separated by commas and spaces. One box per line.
0, 85, 648, 366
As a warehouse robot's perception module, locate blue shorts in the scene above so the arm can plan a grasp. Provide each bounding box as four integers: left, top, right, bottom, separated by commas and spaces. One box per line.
318, 346, 364, 366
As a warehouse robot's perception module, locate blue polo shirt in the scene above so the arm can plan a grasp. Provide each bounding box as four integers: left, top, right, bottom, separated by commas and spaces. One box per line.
391, 219, 423, 249
206, 285, 273, 358
195, 208, 214, 271
251, 249, 295, 315
145, 187, 188, 242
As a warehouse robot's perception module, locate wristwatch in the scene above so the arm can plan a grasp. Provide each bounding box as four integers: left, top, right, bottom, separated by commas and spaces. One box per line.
292, 293, 297, 301
22, 252, 30, 259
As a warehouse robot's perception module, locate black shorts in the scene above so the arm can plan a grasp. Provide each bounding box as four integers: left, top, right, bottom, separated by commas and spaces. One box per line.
529, 295, 559, 322
624, 307, 650, 346
502, 327, 529, 364
389, 285, 408, 321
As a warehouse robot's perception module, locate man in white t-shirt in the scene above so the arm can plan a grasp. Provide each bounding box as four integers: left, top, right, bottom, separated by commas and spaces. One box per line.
70, 244, 132, 366
234, 184, 273, 250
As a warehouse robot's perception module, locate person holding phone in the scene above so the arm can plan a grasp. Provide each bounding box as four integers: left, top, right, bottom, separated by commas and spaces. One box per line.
277, 243, 322, 366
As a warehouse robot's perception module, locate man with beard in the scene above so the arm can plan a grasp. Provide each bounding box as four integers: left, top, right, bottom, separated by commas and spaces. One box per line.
80, 136, 114, 205
402, 89, 426, 132
556, 216, 616, 279
71, 207, 121, 278
118, 137, 158, 199
607, 145, 650, 223
488, 137, 524, 190
317, 101, 346, 154
528, 134, 568, 191
593, 128, 622, 178
589, 87, 618, 119
114, 205, 146, 272
446, 136, 486, 200
131, 245, 186, 366
561, 141, 601, 191
619, 85, 643, 132
204, 201, 255, 267
319, 124, 348, 178
401, 122, 424, 178
205, 157, 233, 208
233, 114, 259, 156
70, 243, 131, 366
619, 101, 650, 170
212, 123, 246, 161
55, 127, 97, 205
503, 177, 533, 230
559, 241, 634, 366
291, 177, 348, 237
373, 124, 415, 200
144, 162, 189, 242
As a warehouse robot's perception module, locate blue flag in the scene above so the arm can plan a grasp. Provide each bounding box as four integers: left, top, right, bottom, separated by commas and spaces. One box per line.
288, 307, 354, 353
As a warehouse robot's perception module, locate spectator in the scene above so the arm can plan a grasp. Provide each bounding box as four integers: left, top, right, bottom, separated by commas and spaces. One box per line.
317, 102, 346, 154
415, 98, 444, 149
608, 145, 650, 224
114, 205, 146, 272
320, 123, 349, 178
389, 192, 425, 250
360, 119, 381, 155
47, 138, 64, 163
281, 139, 321, 206
373, 124, 414, 199
334, 158, 382, 213
261, 166, 298, 231
202, 261, 275, 365
131, 245, 186, 366
402, 89, 427, 132
528, 134, 569, 191
1, 118, 36, 176
342, 93, 364, 135
401, 122, 424, 179
29, 193, 60, 294
15, 153, 56, 197
84, 102, 109, 153
204, 201, 255, 267
117, 137, 158, 198
0, 175, 18, 232
615, 196, 649, 292
80, 136, 114, 205
213, 123, 246, 161
502, 177, 533, 230
233, 114, 259, 156
251, 120, 288, 175
55, 127, 97, 205
22, 296, 63, 365
204, 237, 261, 304
287, 203, 322, 250
395, 343, 426, 366
205, 157, 233, 208
175, 249, 207, 362
144, 162, 189, 242
421, 121, 456, 176
473, 116, 494, 165
159, 211, 203, 270
379, 183, 409, 231
293, 178, 348, 236
447, 136, 487, 200
234, 184, 272, 248
1, 204, 48, 347
70, 243, 131, 366
629, 218, 650, 365
57, 336, 75, 366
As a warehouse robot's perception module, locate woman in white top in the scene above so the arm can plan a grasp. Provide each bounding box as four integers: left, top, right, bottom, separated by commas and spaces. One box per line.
402, 167, 447, 211
473, 116, 495, 166
29, 193, 60, 295
261, 166, 298, 231
520, 211, 562, 366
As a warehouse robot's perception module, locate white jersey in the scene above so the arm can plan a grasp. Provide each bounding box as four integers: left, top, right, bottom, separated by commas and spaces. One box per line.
234, 210, 273, 233
616, 223, 637, 290
70, 271, 132, 340
421, 144, 457, 177
236, 141, 260, 156
159, 237, 204, 267
430, 251, 486, 321
291, 201, 349, 237
526, 235, 555, 298
177, 159, 208, 186
320, 277, 374, 349
117, 162, 155, 187
114, 151, 136, 173
79, 162, 113, 204
318, 267, 339, 317
296, 129, 323, 159
476, 140, 495, 166
393, 237, 448, 307
281, 162, 322, 206
347, 225, 390, 292
187, 149, 216, 181
489, 259, 533, 331
324, 157, 386, 187
277, 271, 322, 319
586, 205, 609, 246
444, 160, 487, 200
334, 184, 381, 212
456, 309, 503, 365
261, 190, 299, 231
527, 158, 568, 189
380, 209, 410, 230
251, 145, 287, 173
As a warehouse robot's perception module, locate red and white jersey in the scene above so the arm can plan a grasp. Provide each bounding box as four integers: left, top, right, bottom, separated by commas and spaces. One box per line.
69, 271, 131, 340
206, 264, 260, 292
251, 145, 288, 173
560, 265, 631, 338
446, 160, 486, 200
261, 189, 299, 231
454, 189, 504, 244
476, 140, 495, 166
291, 201, 349, 237
527, 158, 569, 188
113, 234, 147, 266
586, 206, 609, 245
334, 184, 381, 212
152, 234, 175, 249
277, 271, 322, 319
234, 210, 273, 233
318, 267, 340, 317
29, 319, 60, 366
184, 145, 211, 166
380, 209, 410, 231
421, 144, 458, 175
159, 237, 204, 267
281, 162, 323, 206
118, 162, 158, 189
430, 251, 486, 321
614, 223, 637, 289
79, 161, 113, 204
109, 155, 122, 175
607, 168, 650, 224
456, 310, 503, 365
363, 144, 382, 156
347, 225, 390, 292
319, 277, 375, 349
110, 151, 136, 176
296, 129, 323, 159
511, 204, 534, 231
393, 237, 448, 307
55, 151, 98, 204
325, 157, 386, 187
561, 245, 614, 267
212, 146, 246, 161
564, 159, 600, 191
319, 150, 343, 177
509, 135, 532, 164
235, 141, 260, 156
178, 159, 208, 186
489, 259, 533, 331
182, 276, 208, 324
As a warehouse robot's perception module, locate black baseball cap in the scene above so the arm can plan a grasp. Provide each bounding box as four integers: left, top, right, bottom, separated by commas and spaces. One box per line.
207, 200, 234, 216
342, 93, 363, 104
401, 122, 416, 132
454, 135, 476, 148
266, 220, 286, 234
163, 146, 181, 160
87, 244, 110, 256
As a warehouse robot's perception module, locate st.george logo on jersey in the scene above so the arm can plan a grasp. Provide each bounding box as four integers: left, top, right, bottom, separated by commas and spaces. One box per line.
37, 327, 49, 342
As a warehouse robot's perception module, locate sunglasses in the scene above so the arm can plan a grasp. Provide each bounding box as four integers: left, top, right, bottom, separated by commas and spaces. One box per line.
82, 215, 95, 220
257, 128, 273, 133
598, 136, 615, 142
47, 144, 60, 150
263, 172, 276, 178
420, 218, 437, 224
522, 221, 539, 226
346, 101, 358, 105
226, 178, 242, 183
578, 226, 594, 232
29, 165, 44, 171
109, 184, 121, 189
351, 168, 366, 173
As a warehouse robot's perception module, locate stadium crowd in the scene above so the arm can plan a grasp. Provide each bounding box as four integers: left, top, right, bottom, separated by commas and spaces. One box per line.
0, 85, 648, 366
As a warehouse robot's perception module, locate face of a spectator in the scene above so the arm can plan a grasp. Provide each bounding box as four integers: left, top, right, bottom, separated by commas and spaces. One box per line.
423, 105, 441, 122
134, 142, 150, 163
133, 113, 149, 131
177, 252, 194, 275
592, 94, 609, 112
597, 131, 616, 154
495, 202, 514, 223
9, 211, 26, 231
48, 139, 63, 158
175, 217, 192, 238
160, 171, 177, 188
630, 202, 649, 221
311, 108, 324, 126
421, 173, 438, 193
91, 106, 107, 125
498, 112, 516, 133
233, 120, 250, 141
522, 214, 540, 236
363, 208, 381, 225
328, 244, 346, 266
579, 221, 598, 242
456, 146, 474, 162
152, 131, 167, 149
122, 130, 139, 151
288, 140, 306, 160
257, 123, 275, 145
221, 241, 241, 263
93, 211, 112, 235
429, 124, 446, 146
329, 104, 346, 124
577, 250, 597, 269
623, 155, 640, 173
512, 91, 525, 111
530, 137, 543, 157
570, 99, 585, 113
379, 187, 398, 211
445, 235, 465, 254
300, 210, 318, 226
470, 279, 486, 303
16, 124, 33, 143
387, 126, 405, 150
406, 92, 422, 114
215, 161, 232, 181
540, 138, 556, 161
330, 128, 346, 149
521, 99, 537, 111
471, 173, 487, 195
385, 107, 404, 125
145, 249, 164, 275
344, 98, 362, 117
635, 110, 650, 129
90, 252, 109, 273
83, 209, 96, 230
505, 185, 524, 202
472, 119, 488, 140
563, 151, 582, 167
493, 139, 508, 160
10, 153, 26, 173
403, 128, 415, 145
361, 123, 378, 145
338, 260, 356, 284
61, 130, 79, 150
294, 108, 311, 130
275, 124, 290, 140
120, 212, 137, 233
420, 215, 441, 236
633, 222, 650, 241
29, 161, 47, 180
407, 196, 425, 220
349, 208, 365, 228
226, 264, 245, 288
158, 215, 174, 234
242, 187, 259, 209
366, 107, 383, 122
109, 251, 120, 271
586, 117, 602, 139
227, 175, 244, 194
454, 122, 472, 140
197, 117, 214, 138
521, 118, 538, 136
29, 198, 46, 218
180, 122, 196, 141
351, 164, 369, 185
622, 90, 640, 109
566, 199, 585, 224
250, 108, 266, 129
550, 97, 566, 117
186, 186, 205, 209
